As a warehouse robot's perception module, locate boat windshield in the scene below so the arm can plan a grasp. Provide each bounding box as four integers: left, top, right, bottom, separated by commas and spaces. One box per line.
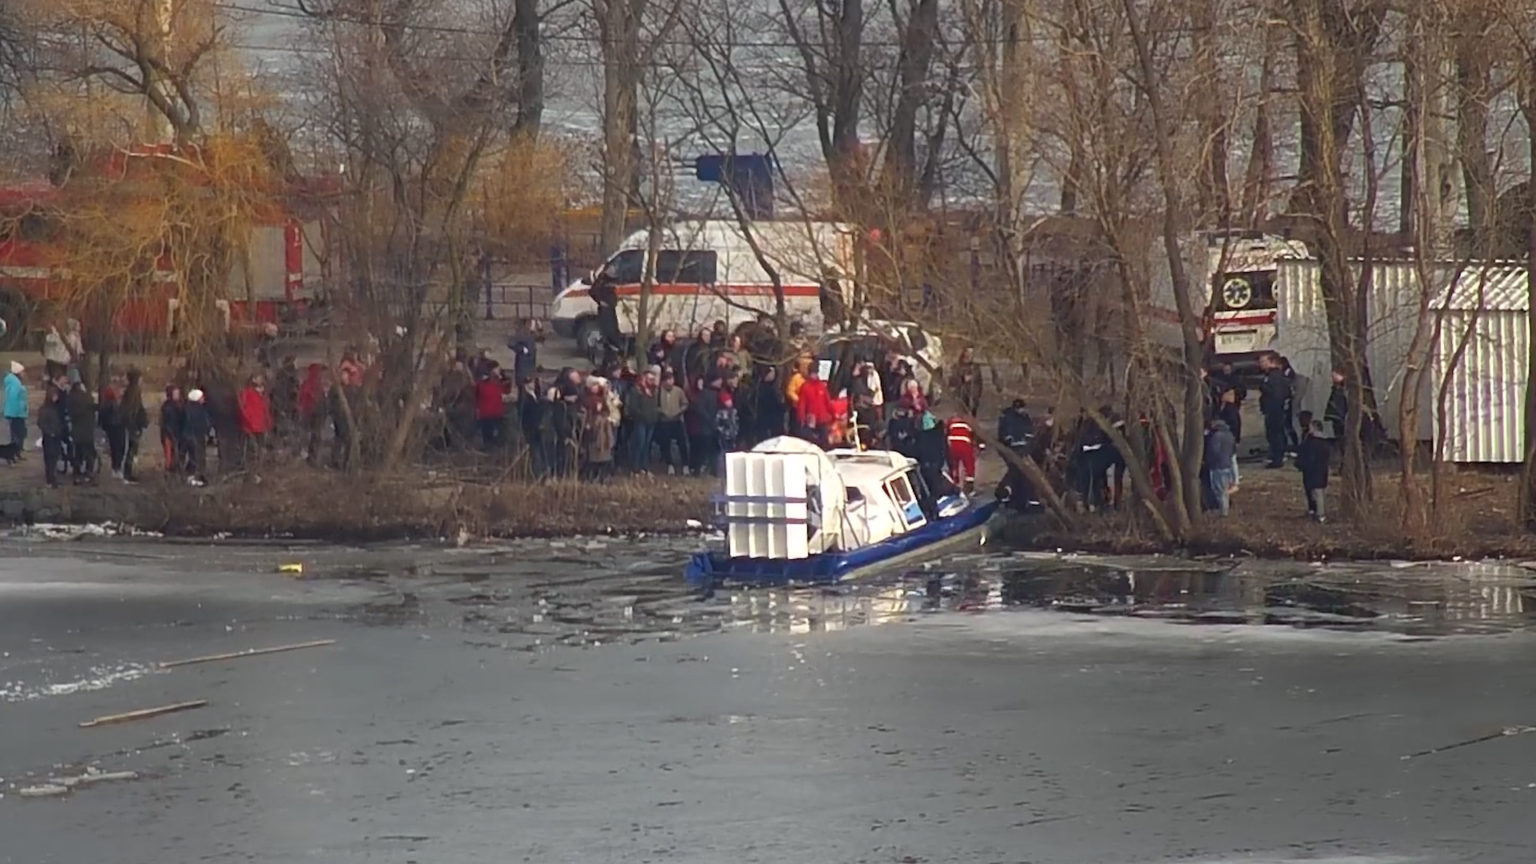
887, 474, 925, 527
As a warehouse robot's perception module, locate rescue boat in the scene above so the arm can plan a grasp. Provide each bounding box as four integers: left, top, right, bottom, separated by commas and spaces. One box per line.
684, 436, 999, 588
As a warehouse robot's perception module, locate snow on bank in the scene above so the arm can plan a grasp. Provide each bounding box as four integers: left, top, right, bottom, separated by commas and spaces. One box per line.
1, 522, 162, 541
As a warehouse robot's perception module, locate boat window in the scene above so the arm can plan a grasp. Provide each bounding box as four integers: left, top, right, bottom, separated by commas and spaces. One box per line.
886, 475, 925, 527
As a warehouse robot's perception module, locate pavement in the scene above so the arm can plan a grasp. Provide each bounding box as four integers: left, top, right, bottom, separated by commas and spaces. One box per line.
2, 537, 1536, 863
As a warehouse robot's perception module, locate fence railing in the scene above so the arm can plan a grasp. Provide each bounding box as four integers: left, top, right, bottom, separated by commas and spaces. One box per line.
481, 281, 553, 323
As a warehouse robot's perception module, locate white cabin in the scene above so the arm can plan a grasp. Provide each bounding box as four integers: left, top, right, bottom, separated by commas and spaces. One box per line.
722, 437, 938, 560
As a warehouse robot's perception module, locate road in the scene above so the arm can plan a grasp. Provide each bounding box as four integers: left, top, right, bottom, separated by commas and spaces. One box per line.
2, 538, 1535, 863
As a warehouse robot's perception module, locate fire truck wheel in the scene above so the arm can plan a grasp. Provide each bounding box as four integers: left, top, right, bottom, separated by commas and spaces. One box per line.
0, 289, 29, 350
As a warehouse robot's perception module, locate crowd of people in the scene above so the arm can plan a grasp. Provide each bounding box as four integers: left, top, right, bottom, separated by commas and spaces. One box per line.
1, 318, 314, 487
1200, 351, 1383, 522
985, 350, 1383, 524
3, 353, 154, 489
4, 313, 1382, 527
429, 318, 985, 496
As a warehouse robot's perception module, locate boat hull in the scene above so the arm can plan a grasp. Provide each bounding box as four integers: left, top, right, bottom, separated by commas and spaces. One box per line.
685, 500, 1000, 588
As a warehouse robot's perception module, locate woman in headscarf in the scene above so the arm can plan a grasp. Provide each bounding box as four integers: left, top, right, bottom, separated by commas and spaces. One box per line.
579, 377, 616, 480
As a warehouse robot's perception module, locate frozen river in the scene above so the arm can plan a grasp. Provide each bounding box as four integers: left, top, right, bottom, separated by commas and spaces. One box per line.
2, 534, 1535, 862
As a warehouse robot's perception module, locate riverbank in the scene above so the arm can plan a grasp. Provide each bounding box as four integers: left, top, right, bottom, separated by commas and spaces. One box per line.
1010, 462, 1536, 561
3, 458, 1533, 561
0, 466, 717, 540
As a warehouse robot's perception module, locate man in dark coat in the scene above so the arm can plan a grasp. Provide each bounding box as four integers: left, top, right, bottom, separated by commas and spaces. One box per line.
120, 367, 149, 483
271, 356, 301, 446
686, 375, 721, 476
1258, 352, 1293, 468
997, 399, 1033, 449
518, 378, 547, 476
65, 380, 98, 482
1324, 369, 1347, 439
37, 386, 67, 488
548, 389, 581, 478
1296, 419, 1331, 522
183, 389, 213, 485
507, 318, 541, 383
1280, 355, 1300, 452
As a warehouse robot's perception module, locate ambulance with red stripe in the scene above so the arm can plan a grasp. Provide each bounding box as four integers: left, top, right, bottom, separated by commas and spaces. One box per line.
1148, 231, 1310, 372
549, 220, 858, 355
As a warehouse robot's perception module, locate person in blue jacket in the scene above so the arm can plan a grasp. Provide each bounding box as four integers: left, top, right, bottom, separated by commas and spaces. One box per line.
3, 360, 28, 454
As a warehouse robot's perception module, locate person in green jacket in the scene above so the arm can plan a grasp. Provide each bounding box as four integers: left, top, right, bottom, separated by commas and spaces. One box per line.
622, 365, 661, 472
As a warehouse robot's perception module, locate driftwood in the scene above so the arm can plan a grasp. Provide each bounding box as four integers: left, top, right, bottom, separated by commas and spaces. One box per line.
79, 700, 208, 728
158, 639, 336, 669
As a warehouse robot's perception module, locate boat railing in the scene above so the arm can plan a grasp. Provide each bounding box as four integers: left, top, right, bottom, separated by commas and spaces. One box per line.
710, 493, 811, 527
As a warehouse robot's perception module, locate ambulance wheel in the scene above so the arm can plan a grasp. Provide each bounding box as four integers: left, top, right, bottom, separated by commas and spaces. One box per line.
574, 317, 603, 360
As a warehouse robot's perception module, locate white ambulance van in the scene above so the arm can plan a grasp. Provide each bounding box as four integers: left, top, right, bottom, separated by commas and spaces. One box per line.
1147, 231, 1311, 371
548, 220, 859, 355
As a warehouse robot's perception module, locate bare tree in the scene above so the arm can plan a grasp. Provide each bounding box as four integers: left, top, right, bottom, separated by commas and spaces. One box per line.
298, 0, 537, 469
778, 0, 867, 209
1283, 0, 1390, 519
593, 0, 683, 250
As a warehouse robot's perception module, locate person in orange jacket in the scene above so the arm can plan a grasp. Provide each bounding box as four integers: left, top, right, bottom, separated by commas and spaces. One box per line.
945, 414, 977, 493
783, 354, 811, 416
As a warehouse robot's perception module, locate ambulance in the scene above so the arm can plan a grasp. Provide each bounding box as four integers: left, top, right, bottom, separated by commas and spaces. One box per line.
1147, 231, 1311, 371
548, 220, 859, 355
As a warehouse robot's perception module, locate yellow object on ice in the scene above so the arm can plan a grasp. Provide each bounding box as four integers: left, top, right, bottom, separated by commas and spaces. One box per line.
278, 563, 304, 574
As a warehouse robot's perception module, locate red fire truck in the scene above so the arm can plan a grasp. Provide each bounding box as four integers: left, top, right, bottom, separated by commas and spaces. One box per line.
0, 147, 330, 349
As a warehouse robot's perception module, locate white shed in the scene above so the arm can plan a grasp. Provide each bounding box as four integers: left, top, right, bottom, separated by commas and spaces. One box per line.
1275, 259, 1533, 463
1429, 265, 1529, 463
1274, 259, 1433, 443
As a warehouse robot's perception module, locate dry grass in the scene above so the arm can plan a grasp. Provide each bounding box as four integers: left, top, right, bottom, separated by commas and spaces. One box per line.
1017, 461, 1536, 561
151, 468, 716, 540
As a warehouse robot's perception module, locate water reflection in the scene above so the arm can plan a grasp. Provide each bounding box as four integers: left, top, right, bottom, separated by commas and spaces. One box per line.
723, 584, 921, 634
713, 558, 1536, 637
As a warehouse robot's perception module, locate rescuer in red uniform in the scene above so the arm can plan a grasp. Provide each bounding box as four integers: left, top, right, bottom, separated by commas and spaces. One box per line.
946, 415, 976, 494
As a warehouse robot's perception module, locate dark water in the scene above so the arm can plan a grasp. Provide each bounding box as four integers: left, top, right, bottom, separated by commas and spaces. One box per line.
342, 541, 1536, 643
9, 527, 1536, 644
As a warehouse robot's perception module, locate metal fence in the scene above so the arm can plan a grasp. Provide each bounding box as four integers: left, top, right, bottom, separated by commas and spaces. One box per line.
480, 281, 553, 323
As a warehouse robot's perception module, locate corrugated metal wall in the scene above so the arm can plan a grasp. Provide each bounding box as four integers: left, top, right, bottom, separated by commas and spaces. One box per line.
1274, 261, 1332, 422
1277, 259, 1531, 463
1432, 310, 1528, 463
1274, 260, 1434, 442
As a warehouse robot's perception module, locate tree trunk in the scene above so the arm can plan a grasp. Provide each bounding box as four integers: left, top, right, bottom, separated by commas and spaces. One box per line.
1288, 0, 1387, 519
1238, 17, 1276, 226
511, 0, 544, 139
880, 0, 939, 214
1189, 0, 1230, 223
1119, 0, 1203, 538
596, 0, 641, 251
1454, 18, 1493, 237
1520, 89, 1536, 527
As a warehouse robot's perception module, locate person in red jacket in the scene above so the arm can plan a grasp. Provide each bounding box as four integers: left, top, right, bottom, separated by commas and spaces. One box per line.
796, 365, 835, 448
474, 366, 511, 449
238, 374, 273, 466
945, 415, 977, 493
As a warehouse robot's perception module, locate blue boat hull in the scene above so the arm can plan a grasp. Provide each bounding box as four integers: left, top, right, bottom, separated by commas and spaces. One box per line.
685, 500, 1001, 589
